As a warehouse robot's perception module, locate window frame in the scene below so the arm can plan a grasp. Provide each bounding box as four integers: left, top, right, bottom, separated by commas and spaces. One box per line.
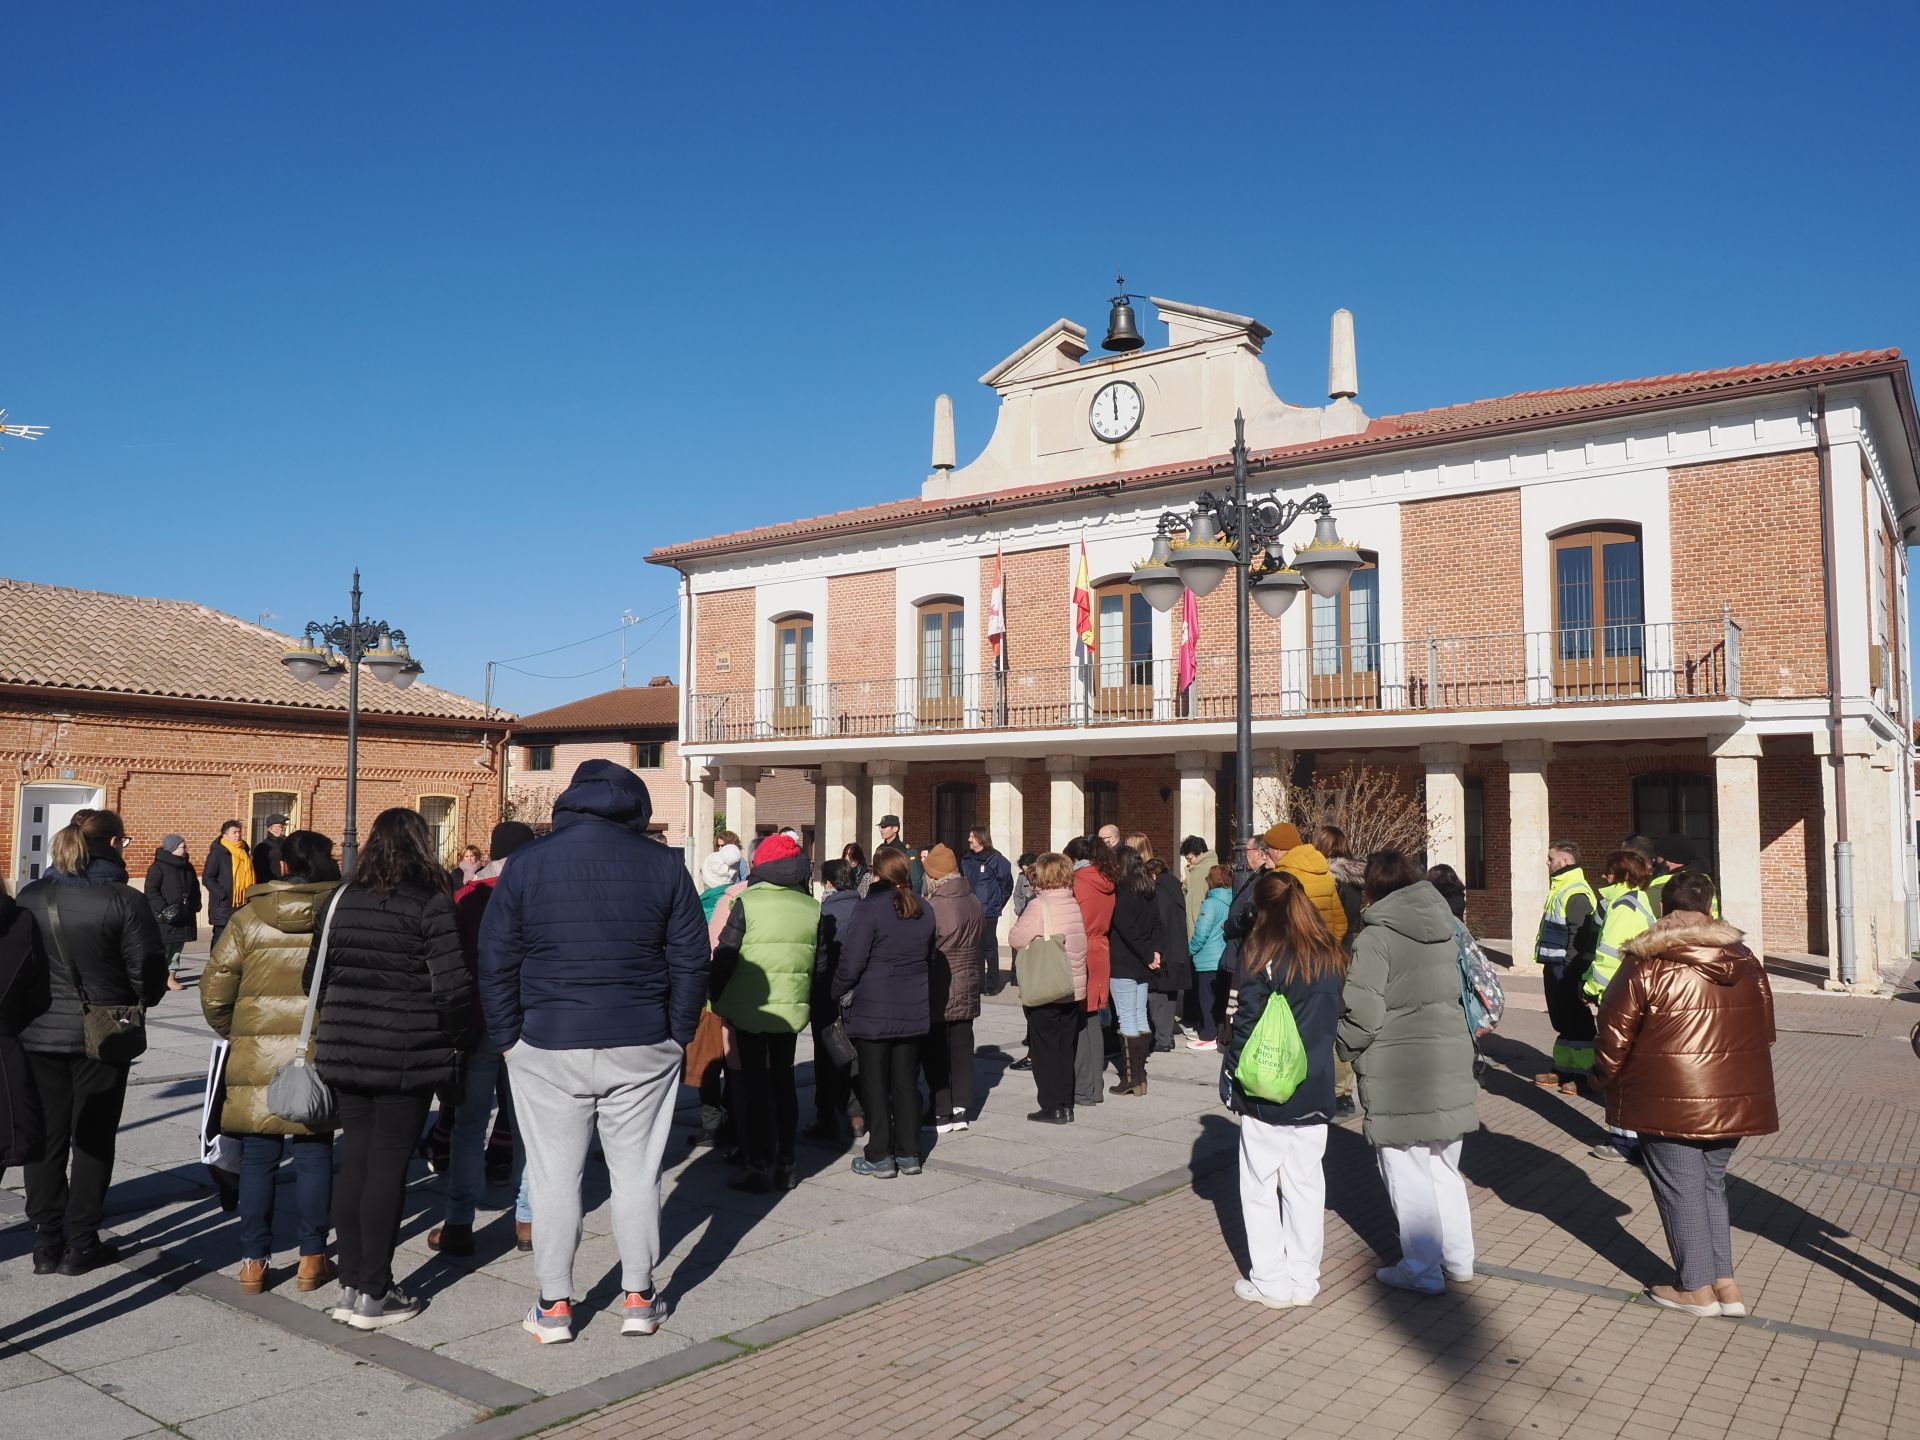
524, 744, 555, 772
631, 741, 664, 769
1307, 551, 1381, 709
1551, 524, 1645, 696
916, 596, 966, 725
1630, 770, 1716, 878
417, 794, 459, 867
1092, 579, 1153, 719
772, 612, 816, 732
249, 790, 301, 847
1086, 778, 1121, 836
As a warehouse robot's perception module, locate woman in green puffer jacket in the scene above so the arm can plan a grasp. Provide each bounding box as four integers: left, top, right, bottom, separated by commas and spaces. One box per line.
201, 830, 342, 1296
1337, 850, 1479, 1297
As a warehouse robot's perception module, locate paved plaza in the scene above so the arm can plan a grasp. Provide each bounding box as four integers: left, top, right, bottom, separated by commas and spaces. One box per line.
3, 951, 1917, 1440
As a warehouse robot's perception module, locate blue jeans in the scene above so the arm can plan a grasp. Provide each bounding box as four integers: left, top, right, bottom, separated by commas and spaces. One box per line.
446, 1052, 523, 1227
1110, 977, 1150, 1037
236, 1132, 333, 1260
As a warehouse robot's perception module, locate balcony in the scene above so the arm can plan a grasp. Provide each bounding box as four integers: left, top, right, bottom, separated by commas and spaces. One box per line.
690, 615, 1741, 744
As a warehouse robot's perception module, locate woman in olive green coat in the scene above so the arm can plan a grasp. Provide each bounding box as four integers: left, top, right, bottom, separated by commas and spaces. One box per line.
1336, 851, 1479, 1296
201, 831, 342, 1295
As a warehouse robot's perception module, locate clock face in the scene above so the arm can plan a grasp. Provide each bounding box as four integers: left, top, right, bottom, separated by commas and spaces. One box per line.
1089, 380, 1143, 443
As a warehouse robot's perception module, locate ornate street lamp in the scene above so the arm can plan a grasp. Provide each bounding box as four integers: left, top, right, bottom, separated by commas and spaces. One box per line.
1128, 411, 1359, 884
281, 569, 423, 874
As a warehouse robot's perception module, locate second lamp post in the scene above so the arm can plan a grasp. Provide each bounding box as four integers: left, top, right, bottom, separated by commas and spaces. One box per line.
1130, 410, 1360, 886
281, 569, 424, 875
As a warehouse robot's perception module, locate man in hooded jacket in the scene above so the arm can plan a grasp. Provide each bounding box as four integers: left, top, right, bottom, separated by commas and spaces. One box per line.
479, 761, 709, 1345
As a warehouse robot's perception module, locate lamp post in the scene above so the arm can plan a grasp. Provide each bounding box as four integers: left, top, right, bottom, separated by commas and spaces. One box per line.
281, 569, 424, 874
1131, 411, 1359, 887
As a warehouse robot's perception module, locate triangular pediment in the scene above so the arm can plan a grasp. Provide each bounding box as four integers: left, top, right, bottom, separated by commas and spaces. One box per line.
979, 319, 1089, 388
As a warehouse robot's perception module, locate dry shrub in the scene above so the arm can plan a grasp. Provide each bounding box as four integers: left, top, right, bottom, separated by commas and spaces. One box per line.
1281, 761, 1438, 859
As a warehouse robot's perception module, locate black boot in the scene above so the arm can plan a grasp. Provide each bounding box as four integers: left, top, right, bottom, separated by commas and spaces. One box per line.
1107, 1035, 1135, 1095
1131, 1034, 1150, 1096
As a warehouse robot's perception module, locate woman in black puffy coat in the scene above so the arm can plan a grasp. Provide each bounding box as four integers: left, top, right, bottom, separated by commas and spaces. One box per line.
831, 848, 933, 1180
304, 809, 476, 1330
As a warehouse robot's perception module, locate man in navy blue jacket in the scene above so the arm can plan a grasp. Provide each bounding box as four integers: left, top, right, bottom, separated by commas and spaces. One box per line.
959, 827, 1014, 995
478, 760, 708, 1345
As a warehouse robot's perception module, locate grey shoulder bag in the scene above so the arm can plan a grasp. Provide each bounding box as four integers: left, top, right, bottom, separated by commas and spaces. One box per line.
266, 886, 346, 1129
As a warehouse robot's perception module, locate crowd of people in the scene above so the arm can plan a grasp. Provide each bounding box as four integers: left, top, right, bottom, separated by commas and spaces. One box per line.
0, 769, 1780, 1342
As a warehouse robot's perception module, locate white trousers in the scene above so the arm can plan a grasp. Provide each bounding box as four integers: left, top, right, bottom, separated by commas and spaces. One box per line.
1238, 1117, 1328, 1300
1376, 1138, 1475, 1286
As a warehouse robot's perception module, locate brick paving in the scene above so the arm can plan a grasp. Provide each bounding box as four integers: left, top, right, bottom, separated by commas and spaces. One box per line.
546, 971, 1920, 1440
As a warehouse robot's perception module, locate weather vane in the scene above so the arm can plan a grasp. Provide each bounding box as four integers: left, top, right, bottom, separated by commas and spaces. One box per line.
0, 409, 49, 446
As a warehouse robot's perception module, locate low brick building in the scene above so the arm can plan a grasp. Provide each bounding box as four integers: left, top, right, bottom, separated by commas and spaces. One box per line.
1, 578, 507, 892
653, 297, 1920, 984
507, 679, 813, 850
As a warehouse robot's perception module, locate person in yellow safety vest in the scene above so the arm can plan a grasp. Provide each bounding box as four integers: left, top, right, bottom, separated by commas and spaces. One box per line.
1585, 848, 1658, 1002
1651, 834, 1721, 918
1595, 834, 1660, 930
1533, 842, 1599, 1093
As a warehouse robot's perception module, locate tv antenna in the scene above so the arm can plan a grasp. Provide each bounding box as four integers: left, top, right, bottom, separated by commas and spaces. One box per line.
0, 409, 50, 446
620, 609, 640, 687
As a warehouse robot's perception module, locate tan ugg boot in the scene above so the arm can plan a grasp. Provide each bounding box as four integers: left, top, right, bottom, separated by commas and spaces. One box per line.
296, 1255, 338, 1292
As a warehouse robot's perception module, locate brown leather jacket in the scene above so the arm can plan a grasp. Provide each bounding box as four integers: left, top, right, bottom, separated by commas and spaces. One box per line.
1588, 912, 1778, 1140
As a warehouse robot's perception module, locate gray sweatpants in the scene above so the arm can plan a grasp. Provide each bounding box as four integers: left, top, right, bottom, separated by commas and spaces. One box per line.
1640, 1136, 1737, 1291
506, 1041, 682, 1301
1074, 1006, 1107, 1105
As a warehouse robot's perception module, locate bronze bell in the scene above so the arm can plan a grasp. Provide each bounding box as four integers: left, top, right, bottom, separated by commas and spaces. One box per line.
1103, 296, 1144, 352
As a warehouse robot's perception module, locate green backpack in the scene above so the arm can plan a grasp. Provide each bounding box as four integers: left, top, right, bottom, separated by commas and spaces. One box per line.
1235, 989, 1309, 1103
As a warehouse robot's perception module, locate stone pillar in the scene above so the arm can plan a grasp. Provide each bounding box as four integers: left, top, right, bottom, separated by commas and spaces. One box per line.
868, 760, 908, 850
1251, 748, 1291, 833
1175, 750, 1217, 852
1824, 724, 1883, 989
985, 756, 1026, 858
688, 765, 717, 870
1421, 742, 1467, 873
1710, 732, 1764, 961
819, 761, 862, 867
1503, 739, 1552, 962
719, 764, 758, 843
1866, 744, 1898, 983
1046, 754, 1086, 851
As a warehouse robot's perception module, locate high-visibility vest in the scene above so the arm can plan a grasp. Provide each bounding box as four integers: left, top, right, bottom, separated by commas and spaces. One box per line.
1584, 888, 1654, 1000
1536, 867, 1598, 967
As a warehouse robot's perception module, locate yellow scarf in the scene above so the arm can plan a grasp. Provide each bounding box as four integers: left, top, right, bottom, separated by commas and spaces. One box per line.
224, 838, 257, 906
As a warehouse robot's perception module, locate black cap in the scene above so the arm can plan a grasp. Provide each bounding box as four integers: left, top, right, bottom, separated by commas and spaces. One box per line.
265, 813, 288, 827
491, 821, 537, 859
879, 814, 901, 829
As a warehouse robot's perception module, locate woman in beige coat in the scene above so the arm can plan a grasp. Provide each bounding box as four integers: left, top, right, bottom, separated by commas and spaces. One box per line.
201, 830, 341, 1294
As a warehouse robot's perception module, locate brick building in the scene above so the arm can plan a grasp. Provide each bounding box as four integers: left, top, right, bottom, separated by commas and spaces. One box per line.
506, 679, 813, 848
1, 579, 507, 894
651, 298, 1920, 983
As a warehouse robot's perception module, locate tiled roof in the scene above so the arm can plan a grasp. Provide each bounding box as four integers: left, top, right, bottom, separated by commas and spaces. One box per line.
512, 684, 679, 735
0, 577, 501, 722
648, 348, 1904, 562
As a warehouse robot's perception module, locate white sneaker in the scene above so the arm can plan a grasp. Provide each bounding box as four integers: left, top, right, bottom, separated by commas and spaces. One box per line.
523, 1298, 574, 1344
1187, 1038, 1218, 1052
620, 1291, 666, 1336
1375, 1263, 1445, 1295
1445, 1267, 1477, 1284
934, 1118, 967, 1133
1233, 1278, 1303, 1309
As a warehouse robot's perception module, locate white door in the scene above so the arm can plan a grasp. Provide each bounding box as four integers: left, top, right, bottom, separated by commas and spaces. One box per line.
15, 784, 105, 885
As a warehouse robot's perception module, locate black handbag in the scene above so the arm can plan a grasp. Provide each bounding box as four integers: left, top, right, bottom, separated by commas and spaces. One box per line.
45, 889, 147, 1065
821, 997, 859, 1072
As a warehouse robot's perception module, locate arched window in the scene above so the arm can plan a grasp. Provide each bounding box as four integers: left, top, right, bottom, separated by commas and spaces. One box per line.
1631, 770, 1715, 877
917, 597, 965, 725
1553, 526, 1643, 696
1093, 579, 1152, 719
1309, 552, 1380, 709
772, 612, 814, 732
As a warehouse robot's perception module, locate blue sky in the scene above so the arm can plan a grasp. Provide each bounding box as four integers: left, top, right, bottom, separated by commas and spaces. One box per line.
5, 3, 1919, 715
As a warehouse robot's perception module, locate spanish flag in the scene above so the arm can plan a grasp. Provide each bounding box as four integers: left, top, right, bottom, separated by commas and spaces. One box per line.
1072, 535, 1094, 661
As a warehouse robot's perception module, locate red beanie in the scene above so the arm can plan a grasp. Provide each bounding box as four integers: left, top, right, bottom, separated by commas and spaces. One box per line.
752, 833, 803, 867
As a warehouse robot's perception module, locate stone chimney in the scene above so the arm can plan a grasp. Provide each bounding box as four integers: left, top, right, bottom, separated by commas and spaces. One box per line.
1328, 308, 1358, 400
930, 393, 956, 471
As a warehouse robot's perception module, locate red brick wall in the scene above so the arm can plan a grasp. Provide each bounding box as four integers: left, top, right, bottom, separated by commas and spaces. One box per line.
694, 588, 756, 695
2, 696, 503, 891
1669, 451, 1825, 698
1402, 489, 1524, 641
1086, 759, 1181, 855
828, 572, 897, 684
990, 546, 1070, 673
1759, 750, 1826, 954
898, 759, 1181, 861
1466, 753, 1511, 940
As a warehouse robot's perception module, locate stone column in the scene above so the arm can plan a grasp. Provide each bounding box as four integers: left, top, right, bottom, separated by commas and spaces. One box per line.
688, 764, 717, 872
1046, 754, 1086, 851
1421, 742, 1467, 873
1175, 751, 1217, 852
719, 764, 758, 843
985, 756, 1026, 857
1251, 748, 1291, 833
1867, 744, 1898, 983
868, 760, 908, 850
1503, 739, 1552, 961
1710, 732, 1765, 962
819, 761, 862, 866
